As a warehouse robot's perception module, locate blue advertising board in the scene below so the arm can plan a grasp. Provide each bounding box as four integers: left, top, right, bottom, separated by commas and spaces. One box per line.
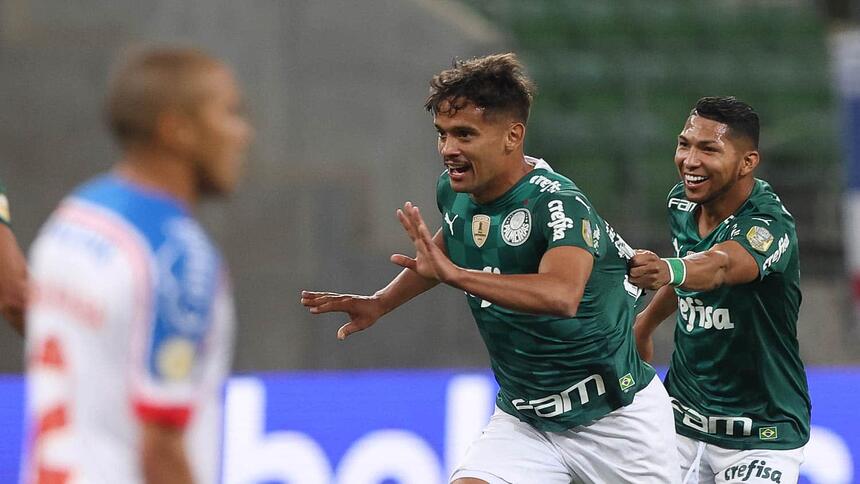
0, 369, 857, 483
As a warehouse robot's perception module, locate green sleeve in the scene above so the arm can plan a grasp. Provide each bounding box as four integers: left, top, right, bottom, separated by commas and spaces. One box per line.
727, 213, 793, 278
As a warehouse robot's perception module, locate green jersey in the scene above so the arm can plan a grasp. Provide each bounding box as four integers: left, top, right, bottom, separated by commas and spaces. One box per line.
0, 177, 10, 226
436, 164, 655, 432
665, 179, 810, 450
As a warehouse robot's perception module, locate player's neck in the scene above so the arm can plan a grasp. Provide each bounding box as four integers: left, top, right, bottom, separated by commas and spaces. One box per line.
471, 155, 533, 204
696, 177, 755, 236
116, 147, 199, 208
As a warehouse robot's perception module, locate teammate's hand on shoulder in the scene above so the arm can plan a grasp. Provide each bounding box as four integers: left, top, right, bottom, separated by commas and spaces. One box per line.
627, 249, 670, 290
301, 291, 386, 340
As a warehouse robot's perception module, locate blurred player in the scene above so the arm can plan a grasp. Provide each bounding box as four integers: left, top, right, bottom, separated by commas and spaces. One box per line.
303, 53, 679, 484
629, 97, 810, 483
0, 176, 27, 334
24, 47, 251, 483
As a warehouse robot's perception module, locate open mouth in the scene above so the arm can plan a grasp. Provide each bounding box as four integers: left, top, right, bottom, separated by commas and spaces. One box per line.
684, 173, 709, 188
446, 162, 472, 178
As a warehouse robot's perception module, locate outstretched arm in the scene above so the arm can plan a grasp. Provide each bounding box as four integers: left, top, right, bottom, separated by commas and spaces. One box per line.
393, 202, 592, 317
627, 241, 759, 293
0, 224, 26, 335
302, 228, 443, 340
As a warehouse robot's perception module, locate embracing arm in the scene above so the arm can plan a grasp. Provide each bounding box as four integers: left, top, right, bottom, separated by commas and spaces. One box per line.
0, 224, 26, 335
674, 241, 759, 291
628, 240, 759, 293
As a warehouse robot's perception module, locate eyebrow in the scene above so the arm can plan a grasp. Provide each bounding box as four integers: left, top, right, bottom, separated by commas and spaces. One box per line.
436, 124, 479, 134
678, 135, 720, 146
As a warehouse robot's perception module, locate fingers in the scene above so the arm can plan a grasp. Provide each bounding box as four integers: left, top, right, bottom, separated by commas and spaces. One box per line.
397, 207, 419, 244
300, 291, 341, 304
300, 291, 351, 314
629, 250, 659, 267
406, 205, 435, 248
337, 321, 366, 341
337, 322, 353, 341
390, 253, 417, 270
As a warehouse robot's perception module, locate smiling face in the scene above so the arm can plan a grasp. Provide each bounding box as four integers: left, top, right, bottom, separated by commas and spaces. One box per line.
434, 99, 524, 203
675, 114, 758, 205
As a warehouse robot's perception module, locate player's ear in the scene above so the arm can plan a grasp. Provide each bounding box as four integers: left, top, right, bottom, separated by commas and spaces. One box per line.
739, 150, 759, 177
505, 122, 525, 153
155, 109, 197, 151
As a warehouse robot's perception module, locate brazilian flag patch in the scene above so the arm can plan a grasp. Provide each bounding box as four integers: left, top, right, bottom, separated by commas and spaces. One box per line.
759, 426, 778, 440
619, 373, 635, 392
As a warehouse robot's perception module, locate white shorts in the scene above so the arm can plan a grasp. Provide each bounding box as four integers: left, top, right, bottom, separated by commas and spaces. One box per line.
450, 375, 680, 484
677, 434, 805, 484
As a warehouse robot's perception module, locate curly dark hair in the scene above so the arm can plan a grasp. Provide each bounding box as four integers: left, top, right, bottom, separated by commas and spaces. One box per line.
691, 96, 760, 148
425, 53, 535, 123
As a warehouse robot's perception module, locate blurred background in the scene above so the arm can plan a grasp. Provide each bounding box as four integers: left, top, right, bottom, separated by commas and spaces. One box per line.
0, 0, 859, 482
1, 0, 856, 370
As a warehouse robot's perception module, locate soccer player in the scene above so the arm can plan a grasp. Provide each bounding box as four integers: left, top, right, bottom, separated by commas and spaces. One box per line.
303, 53, 679, 484
629, 96, 810, 483
24, 47, 251, 484
0, 177, 26, 334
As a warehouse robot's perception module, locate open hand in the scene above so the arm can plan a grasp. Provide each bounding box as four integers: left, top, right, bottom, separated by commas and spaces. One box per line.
300, 291, 386, 340
390, 202, 460, 284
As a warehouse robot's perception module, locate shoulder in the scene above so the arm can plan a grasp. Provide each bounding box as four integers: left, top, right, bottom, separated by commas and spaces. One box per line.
73, 175, 218, 260
525, 169, 580, 198
743, 179, 794, 222
529, 172, 595, 220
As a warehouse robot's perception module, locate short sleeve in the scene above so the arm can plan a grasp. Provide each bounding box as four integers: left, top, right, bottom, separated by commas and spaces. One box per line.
132, 218, 221, 428
533, 191, 599, 255
727, 213, 793, 278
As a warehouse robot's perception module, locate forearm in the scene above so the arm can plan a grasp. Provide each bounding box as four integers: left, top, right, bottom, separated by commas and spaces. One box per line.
448, 270, 580, 317
141, 423, 194, 484
635, 285, 677, 334
374, 268, 439, 315
676, 249, 730, 292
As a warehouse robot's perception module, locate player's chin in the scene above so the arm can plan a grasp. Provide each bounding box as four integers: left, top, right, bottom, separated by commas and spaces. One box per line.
448, 179, 473, 193
683, 186, 708, 203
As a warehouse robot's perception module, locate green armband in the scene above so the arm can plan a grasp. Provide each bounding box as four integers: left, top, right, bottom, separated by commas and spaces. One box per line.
663, 257, 687, 286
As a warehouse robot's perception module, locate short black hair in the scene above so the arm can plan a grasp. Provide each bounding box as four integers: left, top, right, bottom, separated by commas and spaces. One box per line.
691, 96, 760, 148
425, 53, 535, 123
